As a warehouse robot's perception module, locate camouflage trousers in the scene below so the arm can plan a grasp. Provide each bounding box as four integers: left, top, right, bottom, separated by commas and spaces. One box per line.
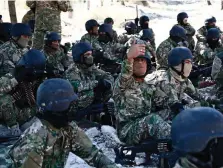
120, 114, 171, 145
0, 142, 14, 168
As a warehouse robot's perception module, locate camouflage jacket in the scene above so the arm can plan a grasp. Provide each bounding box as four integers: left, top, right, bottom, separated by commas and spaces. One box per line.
174, 157, 199, 168
156, 38, 178, 69
212, 54, 223, 87
9, 118, 118, 168
0, 88, 36, 127
196, 26, 223, 42
22, 9, 35, 24
43, 46, 69, 73
112, 29, 118, 43
0, 40, 28, 77
65, 63, 114, 109
99, 42, 126, 62
80, 33, 101, 50
0, 73, 18, 94
113, 61, 198, 136
194, 41, 223, 64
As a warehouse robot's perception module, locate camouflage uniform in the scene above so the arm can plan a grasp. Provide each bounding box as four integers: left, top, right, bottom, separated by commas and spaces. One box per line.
22, 9, 35, 24
144, 69, 200, 121
9, 118, 118, 168
156, 38, 178, 69
196, 26, 223, 42
194, 41, 223, 64
176, 23, 195, 52
43, 46, 69, 75
65, 63, 114, 109
80, 33, 101, 50
112, 29, 118, 43
117, 33, 136, 45
0, 76, 37, 127
174, 157, 199, 168
0, 40, 28, 77
113, 59, 171, 145
31, 0, 73, 50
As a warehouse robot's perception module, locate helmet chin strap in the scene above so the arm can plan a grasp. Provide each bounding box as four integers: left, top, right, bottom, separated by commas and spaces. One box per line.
171, 61, 186, 79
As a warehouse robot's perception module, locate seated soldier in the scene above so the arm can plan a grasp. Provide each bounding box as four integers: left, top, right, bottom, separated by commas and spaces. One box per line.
0, 23, 31, 77
196, 16, 223, 43
176, 12, 196, 52
156, 25, 188, 70
43, 31, 69, 78
104, 17, 118, 43
65, 42, 114, 123
172, 107, 223, 168
9, 78, 118, 168
80, 19, 101, 50
0, 49, 47, 137
145, 47, 200, 121
195, 28, 223, 65
113, 40, 171, 145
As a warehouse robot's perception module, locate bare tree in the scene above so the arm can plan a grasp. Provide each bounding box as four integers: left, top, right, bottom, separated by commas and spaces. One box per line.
101, 0, 104, 6
221, 0, 223, 9
8, 0, 17, 23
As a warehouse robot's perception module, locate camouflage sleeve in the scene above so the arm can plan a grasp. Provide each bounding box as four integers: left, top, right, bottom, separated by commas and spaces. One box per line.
196, 42, 213, 60
113, 30, 118, 43
0, 74, 18, 94
150, 28, 156, 49
196, 27, 206, 42
117, 34, 128, 44
70, 122, 118, 168
9, 124, 46, 168
22, 10, 35, 24
185, 24, 196, 36
212, 56, 223, 81
57, 0, 73, 12
156, 41, 171, 69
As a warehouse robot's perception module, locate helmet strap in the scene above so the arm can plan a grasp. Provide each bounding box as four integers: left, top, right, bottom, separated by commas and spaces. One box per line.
171, 61, 186, 78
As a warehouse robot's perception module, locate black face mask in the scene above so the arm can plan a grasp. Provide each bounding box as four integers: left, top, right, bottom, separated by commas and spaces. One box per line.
142, 23, 149, 29
98, 34, 111, 43
207, 39, 219, 50
170, 36, 185, 44
206, 24, 216, 30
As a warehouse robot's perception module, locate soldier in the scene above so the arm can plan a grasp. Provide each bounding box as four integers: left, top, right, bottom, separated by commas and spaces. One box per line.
145, 47, 200, 121
65, 42, 114, 119
195, 28, 223, 65
0, 23, 31, 77
113, 40, 171, 145
8, 78, 118, 168
0, 22, 12, 45
138, 15, 155, 48
176, 12, 196, 52
104, 17, 118, 43
117, 21, 138, 45
22, 2, 35, 24
196, 16, 223, 43
156, 25, 187, 69
172, 107, 223, 168
80, 19, 101, 50
31, 0, 73, 50
43, 32, 69, 78
0, 49, 47, 138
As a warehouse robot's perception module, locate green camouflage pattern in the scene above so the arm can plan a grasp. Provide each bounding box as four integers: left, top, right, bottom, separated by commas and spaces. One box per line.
80, 33, 102, 50
196, 26, 223, 43
0, 40, 28, 77
113, 59, 171, 145
32, 0, 73, 50
194, 41, 223, 64
156, 38, 178, 69
22, 9, 35, 24
65, 63, 114, 109
9, 118, 118, 168
174, 157, 199, 168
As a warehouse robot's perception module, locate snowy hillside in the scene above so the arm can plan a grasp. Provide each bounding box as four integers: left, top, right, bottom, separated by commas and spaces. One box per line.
0, 0, 223, 46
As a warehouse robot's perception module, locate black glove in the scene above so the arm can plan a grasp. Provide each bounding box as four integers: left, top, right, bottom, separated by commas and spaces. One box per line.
93, 49, 104, 64
170, 102, 184, 116
14, 66, 32, 82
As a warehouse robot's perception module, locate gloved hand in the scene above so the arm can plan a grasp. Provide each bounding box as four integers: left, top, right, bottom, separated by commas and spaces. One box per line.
98, 79, 112, 91
93, 49, 104, 63
170, 102, 184, 116
11, 124, 22, 137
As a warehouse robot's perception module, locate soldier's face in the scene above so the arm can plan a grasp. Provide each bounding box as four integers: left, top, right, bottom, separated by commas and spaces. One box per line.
133, 58, 147, 76
92, 26, 99, 35
183, 18, 188, 24
51, 40, 60, 49
183, 59, 192, 77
